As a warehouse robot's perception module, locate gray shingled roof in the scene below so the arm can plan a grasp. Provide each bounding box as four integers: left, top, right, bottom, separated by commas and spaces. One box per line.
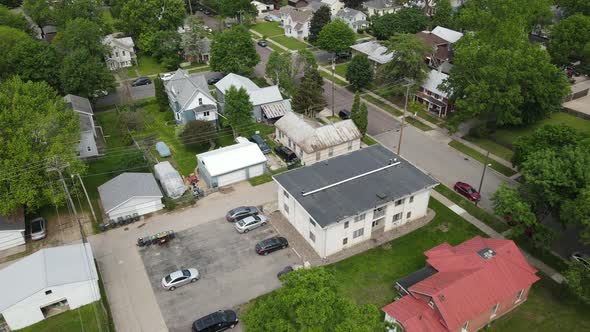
273, 145, 438, 227
334, 8, 366, 21
98, 173, 163, 213
165, 69, 213, 113
0, 209, 24, 232
64, 94, 93, 115
364, 0, 400, 9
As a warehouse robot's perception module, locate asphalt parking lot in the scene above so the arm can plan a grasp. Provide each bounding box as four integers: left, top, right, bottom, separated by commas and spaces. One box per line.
139, 216, 300, 332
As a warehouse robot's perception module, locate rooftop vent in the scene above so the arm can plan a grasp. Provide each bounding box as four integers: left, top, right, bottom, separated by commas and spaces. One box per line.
376, 192, 388, 199
477, 248, 496, 260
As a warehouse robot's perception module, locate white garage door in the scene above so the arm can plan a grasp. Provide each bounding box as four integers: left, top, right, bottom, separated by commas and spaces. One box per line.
217, 168, 247, 187
108, 198, 164, 220
248, 163, 265, 178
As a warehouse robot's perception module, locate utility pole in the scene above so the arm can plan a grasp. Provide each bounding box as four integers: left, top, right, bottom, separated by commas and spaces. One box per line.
397, 79, 413, 155
331, 57, 336, 117
187, 0, 193, 15
476, 151, 492, 207
73, 173, 97, 224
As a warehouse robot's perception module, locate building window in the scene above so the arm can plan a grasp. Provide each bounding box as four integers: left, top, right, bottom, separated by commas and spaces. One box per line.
309, 231, 315, 242
115, 51, 119, 57
393, 212, 402, 222
316, 151, 321, 160
283, 190, 289, 198
45, 290, 52, 295
328, 147, 334, 157
373, 206, 386, 219
87, 146, 91, 152
395, 198, 405, 206
491, 303, 499, 318
354, 213, 365, 222
203, 111, 210, 116
516, 289, 524, 302
406, 211, 412, 219
344, 221, 349, 229
371, 219, 379, 227
462, 321, 469, 332
288, 138, 292, 147
342, 237, 348, 245
198, 98, 203, 105
348, 141, 353, 151
410, 195, 414, 203
353, 228, 364, 238
122, 51, 126, 56
310, 218, 316, 227
283, 203, 289, 213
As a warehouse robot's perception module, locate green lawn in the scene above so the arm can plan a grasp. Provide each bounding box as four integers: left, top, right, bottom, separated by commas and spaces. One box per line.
362, 94, 403, 117
334, 63, 348, 78
362, 135, 379, 146
464, 136, 515, 161
269, 35, 309, 50
126, 67, 139, 78
404, 116, 432, 131
327, 115, 342, 123
434, 185, 511, 233
188, 66, 210, 74
251, 22, 284, 36
415, 107, 444, 126
448, 140, 517, 177
136, 55, 168, 76
319, 70, 348, 87
101, 8, 115, 33
16, 302, 109, 332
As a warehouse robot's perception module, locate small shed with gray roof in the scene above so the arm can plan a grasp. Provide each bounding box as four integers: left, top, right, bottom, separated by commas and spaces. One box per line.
0, 209, 25, 252
64, 94, 99, 159
98, 172, 164, 220
0, 243, 99, 330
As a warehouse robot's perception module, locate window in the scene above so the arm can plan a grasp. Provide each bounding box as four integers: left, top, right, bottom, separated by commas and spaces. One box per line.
283, 190, 290, 198
45, 290, 52, 295
122, 51, 126, 56
283, 203, 289, 213
328, 147, 334, 157
373, 206, 386, 218
372, 220, 380, 227
491, 303, 499, 318
406, 211, 412, 219
288, 138, 292, 147
198, 98, 203, 105
354, 213, 365, 222
203, 111, 210, 116
462, 321, 469, 332
353, 228, 364, 238
348, 141, 353, 151
316, 151, 321, 161
342, 237, 348, 245
409, 195, 414, 203
278, 130, 283, 138
344, 221, 349, 229
516, 289, 524, 302
309, 231, 316, 242
393, 212, 402, 222
87, 146, 92, 152
115, 51, 119, 57
395, 198, 405, 206
310, 218, 316, 227
175, 112, 181, 120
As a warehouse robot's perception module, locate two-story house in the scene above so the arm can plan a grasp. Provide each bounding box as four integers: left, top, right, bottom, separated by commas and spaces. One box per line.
383, 236, 539, 332
280, 6, 313, 39
310, 0, 344, 15
165, 69, 218, 124
333, 8, 368, 32
363, 0, 402, 17
215, 73, 291, 122
273, 145, 438, 258
64, 94, 101, 158
274, 112, 361, 165
416, 69, 454, 117
103, 33, 136, 71
415, 26, 463, 68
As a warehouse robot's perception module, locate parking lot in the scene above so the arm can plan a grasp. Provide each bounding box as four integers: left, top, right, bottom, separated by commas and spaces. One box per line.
139, 216, 301, 332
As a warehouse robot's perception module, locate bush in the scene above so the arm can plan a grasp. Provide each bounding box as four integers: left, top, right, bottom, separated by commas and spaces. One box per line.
163, 197, 177, 210
180, 120, 216, 151
468, 123, 495, 138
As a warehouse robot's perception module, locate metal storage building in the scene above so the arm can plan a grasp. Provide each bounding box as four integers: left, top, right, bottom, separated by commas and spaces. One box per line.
98, 173, 164, 220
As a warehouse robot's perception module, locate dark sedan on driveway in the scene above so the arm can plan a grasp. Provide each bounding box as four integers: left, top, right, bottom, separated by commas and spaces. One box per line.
131, 77, 152, 87
454, 181, 481, 202
192, 309, 238, 332
226, 206, 259, 222
257, 40, 267, 47
255, 237, 289, 255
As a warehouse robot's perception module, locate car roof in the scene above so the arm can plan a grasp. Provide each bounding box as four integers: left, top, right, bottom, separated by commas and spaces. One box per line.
169, 270, 184, 279
195, 311, 224, 329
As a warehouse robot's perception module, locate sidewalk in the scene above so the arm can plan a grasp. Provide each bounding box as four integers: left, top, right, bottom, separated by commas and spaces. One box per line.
431, 190, 565, 284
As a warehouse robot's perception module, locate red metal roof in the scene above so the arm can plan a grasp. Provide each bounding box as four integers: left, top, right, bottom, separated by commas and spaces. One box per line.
383, 236, 539, 332
382, 296, 447, 332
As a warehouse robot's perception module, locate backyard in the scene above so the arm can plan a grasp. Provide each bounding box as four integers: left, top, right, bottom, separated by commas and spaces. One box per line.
251, 21, 284, 37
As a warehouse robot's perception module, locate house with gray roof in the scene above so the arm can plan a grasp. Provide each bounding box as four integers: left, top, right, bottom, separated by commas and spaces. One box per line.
64, 94, 100, 159
215, 73, 292, 122
333, 7, 367, 32
350, 40, 393, 70
165, 69, 217, 124
274, 112, 362, 165
274, 145, 438, 258
363, 0, 403, 16
279, 6, 313, 39
98, 173, 164, 220
0, 243, 99, 330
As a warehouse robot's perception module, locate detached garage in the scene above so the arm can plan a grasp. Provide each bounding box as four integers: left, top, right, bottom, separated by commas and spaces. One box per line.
197, 138, 267, 188
0, 209, 25, 253
98, 173, 165, 221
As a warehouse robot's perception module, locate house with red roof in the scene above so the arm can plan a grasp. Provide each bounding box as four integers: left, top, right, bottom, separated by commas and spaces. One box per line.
382, 236, 539, 332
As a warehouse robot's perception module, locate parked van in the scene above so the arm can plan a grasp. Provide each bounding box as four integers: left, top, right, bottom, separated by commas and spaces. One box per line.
250, 134, 271, 154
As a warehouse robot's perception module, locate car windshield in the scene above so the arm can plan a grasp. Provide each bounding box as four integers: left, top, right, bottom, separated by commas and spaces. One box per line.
182, 270, 190, 277
165, 275, 172, 283
466, 187, 476, 194
31, 220, 43, 232
237, 219, 246, 226
252, 216, 260, 222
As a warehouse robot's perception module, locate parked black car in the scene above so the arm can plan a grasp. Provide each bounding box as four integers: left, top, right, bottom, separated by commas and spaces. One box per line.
250, 134, 271, 154
274, 146, 297, 162
207, 76, 222, 85
255, 237, 289, 255
277, 265, 294, 278
192, 310, 238, 332
257, 40, 267, 47
226, 206, 259, 222
131, 77, 152, 87
338, 109, 351, 120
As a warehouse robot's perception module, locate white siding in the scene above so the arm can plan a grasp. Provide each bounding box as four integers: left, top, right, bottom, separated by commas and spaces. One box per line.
106, 45, 135, 70
0, 230, 25, 251
249, 164, 265, 177
218, 169, 247, 187
107, 197, 164, 220
2, 280, 100, 330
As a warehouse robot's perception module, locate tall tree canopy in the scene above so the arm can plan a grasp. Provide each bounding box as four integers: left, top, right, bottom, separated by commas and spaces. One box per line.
223, 86, 254, 137
60, 48, 115, 97
210, 26, 259, 76
378, 34, 431, 89
118, 0, 185, 39
317, 20, 356, 54
292, 67, 325, 117
309, 5, 331, 44
139, 29, 183, 70
346, 54, 373, 91
431, 0, 454, 28
6, 37, 61, 89
22, 0, 53, 28
0, 5, 32, 34
266, 51, 294, 95
217, 0, 256, 19
556, 0, 590, 17
0, 77, 82, 214
548, 14, 590, 70
243, 268, 384, 331
371, 7, 428, 40
53, 0, 104, 28
54, 18, 107, 58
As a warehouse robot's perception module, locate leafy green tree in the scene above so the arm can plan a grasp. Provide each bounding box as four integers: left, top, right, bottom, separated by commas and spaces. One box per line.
60, 48, 115, 97
217, 0, 255, 19
266, 51, 294, 95
0, 77, 82, 214
0, 5, 32, 34
371, 7, 429, 40
343, 0, 363, 9
6, 38, 61, 89
317, 20, 356, 54
180, 120, 217, 150
346, 54, 373, 91
564, 260, 590, 304
0, 0, 22, 8
561, 187, 590, 245
379, 34, 431, 90
139, 30, 183, 70
548, 14, 590, 69
351, 93, 368, 135
242, 268, 384, 331
118, 0, 185, 39
54, 0, 103, 28
432, 0, 454, 28
210, 26, 259, 76
223, 86, 254, 137
292, 67, 325, 117
22, 0, 53, 29
492, 184, 537, 232
54, 18, 107, 58
512, 124, 582, 167
351, 91, 360, 114
556, 0, 590, 17
442, 34, 570, 127
309, 5, 331, 44
181, 16, 210, 62
0, 26, 30, 76
154, 76, 169, 112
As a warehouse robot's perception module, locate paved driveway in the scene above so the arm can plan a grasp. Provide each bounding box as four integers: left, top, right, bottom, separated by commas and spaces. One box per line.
141, 217, 299, 332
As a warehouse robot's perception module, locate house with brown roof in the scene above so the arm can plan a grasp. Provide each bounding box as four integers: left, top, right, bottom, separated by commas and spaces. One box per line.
383, 236, 539, 332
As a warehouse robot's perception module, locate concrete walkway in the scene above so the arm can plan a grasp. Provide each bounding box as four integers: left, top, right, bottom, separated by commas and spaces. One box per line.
431, 191, 565, 284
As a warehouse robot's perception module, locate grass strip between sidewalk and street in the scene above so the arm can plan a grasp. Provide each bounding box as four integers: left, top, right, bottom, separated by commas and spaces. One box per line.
320, 70, 348, 87
448, 140, 517, 177
361, 135, 379, 146
404, 116, 432, 131
361, 94, 403, 117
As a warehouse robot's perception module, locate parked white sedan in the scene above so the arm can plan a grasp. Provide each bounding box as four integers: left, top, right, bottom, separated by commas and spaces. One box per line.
161, 268, 200, 291
234, 215, 268, 233
160, 73, 174, 81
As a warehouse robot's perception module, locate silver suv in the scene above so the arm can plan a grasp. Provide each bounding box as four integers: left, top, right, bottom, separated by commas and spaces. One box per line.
234, 215, 267, 233
30, 217, 46, 241
226, 206, 259, 222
